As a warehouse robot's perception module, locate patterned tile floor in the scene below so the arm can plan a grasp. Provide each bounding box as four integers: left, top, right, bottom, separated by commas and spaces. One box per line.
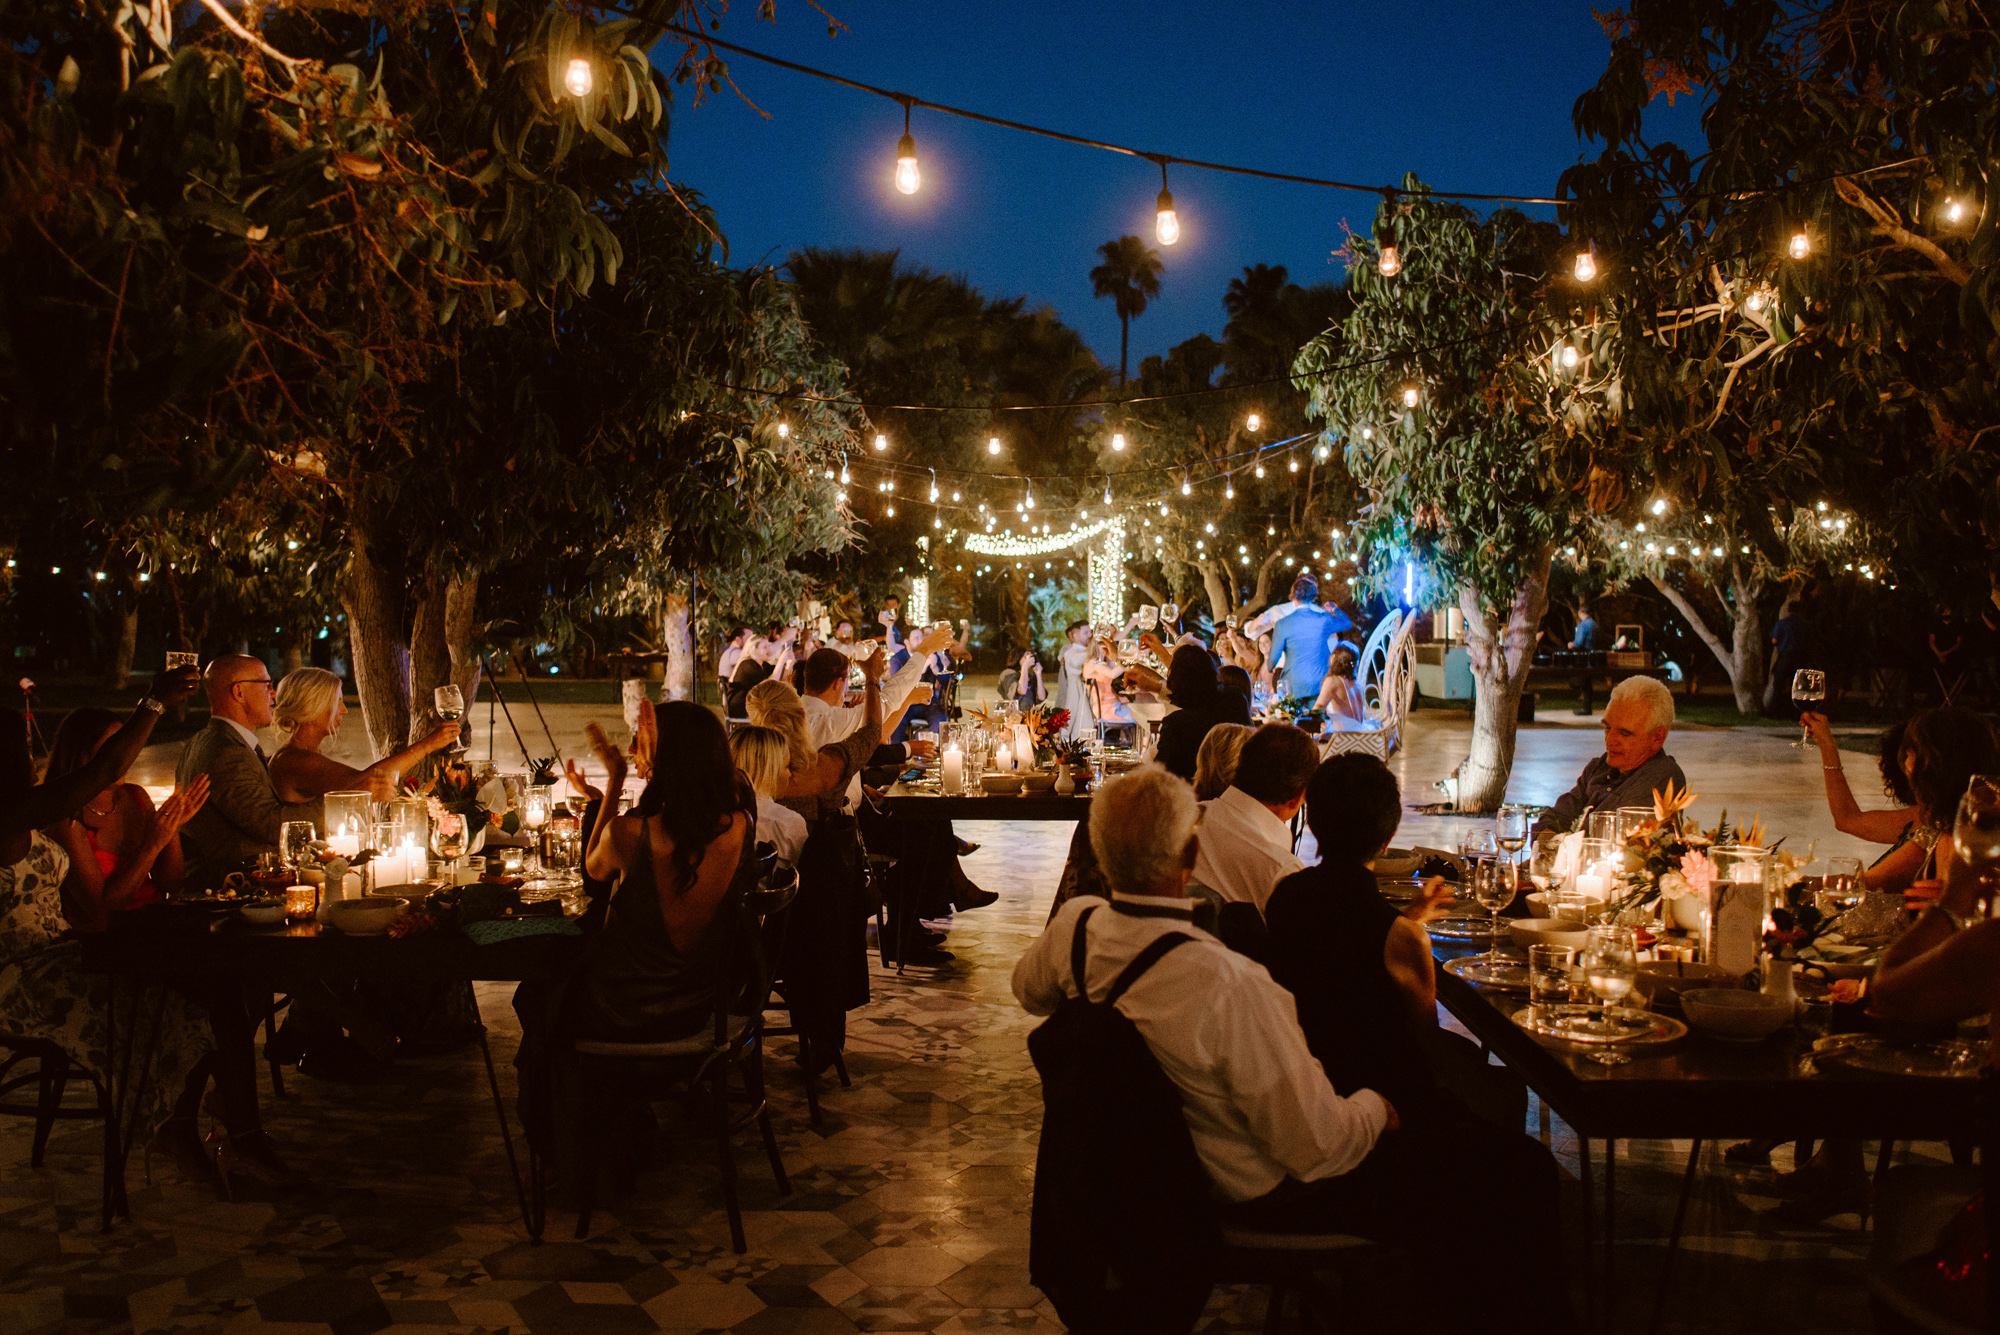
2, 814, 1936, 1334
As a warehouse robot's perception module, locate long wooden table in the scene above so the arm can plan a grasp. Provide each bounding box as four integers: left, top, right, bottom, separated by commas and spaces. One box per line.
875, 783, 1090, 821
1432, 940, 1988, 1333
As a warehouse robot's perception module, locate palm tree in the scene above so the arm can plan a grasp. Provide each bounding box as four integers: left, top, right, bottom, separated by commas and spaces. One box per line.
1089, 235, 1164, 386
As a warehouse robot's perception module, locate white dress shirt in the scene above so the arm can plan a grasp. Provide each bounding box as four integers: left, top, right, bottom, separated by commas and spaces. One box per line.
1013, 892, 1388, 1202
718, 643, 746, 682
754, 794, 807, 870
1192, 785, 1305, 912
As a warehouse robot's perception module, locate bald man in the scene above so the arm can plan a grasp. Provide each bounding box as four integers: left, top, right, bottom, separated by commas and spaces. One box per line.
175, 655, 325, 889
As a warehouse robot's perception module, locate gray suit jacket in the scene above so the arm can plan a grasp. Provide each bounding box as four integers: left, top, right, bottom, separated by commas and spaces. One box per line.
175, 719, 325, 889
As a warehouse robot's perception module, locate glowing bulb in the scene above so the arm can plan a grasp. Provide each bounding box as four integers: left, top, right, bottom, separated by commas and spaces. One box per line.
1377, 245, 1400, 278
1789, 230, 1811, 260
1254, 463, 1266, 479
1401, 384, 1419, 409
1746, 289, 1765, 311
1155, 186, 1179, 246
1180, 477, 1192, 497
1247, 413, 1262, 432
1651, 498, 1667, 516
894, 133, 920, 195
775, 422, 789, 438
1024, 491, 1035, 510
1573, 248, 1597, 282
1561, 344, 1580, 368
1288, 457, 1299, 473
873, 433, 887, 451
839, 464, 850, 484
884, 480, 895, 493
836, 491, 848, 503
1104, 482, 1113, 504
1944, 197, 1964, 223
1361, 427, 1373, 440
886, 504, 896, 516
952, 491, 960, 502
987, 437, 1001, 455
1111, 432, 1126, 452
564, 58, 593, 98
1225, 483, 1235, 499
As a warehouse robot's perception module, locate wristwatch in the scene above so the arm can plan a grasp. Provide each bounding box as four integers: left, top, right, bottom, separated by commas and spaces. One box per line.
136, 696, 166, 716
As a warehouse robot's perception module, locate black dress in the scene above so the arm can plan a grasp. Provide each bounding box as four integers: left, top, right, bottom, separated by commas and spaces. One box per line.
1152, 693, 1253, 781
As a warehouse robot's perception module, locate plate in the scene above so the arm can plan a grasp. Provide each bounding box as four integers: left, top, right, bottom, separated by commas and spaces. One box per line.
1809, 1034, 1984, 1080
1513, 1003, 1688, 1047
1425, 916, 1502, 941
1442, 957, 1529, 991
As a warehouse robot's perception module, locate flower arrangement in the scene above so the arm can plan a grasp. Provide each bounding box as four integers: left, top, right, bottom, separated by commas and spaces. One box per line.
1266, 694, 1328, 732
1055, 737, 1092, 767
1605, 780, 1764, 915
1024, 704, 1071, 765
416, 758, 496, 831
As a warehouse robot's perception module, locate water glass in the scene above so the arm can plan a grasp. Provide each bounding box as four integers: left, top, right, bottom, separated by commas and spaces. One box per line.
1527, 945, 1576, 1025
279, 820, 317, 872
1614, 806, 1655, 843
1586, 809, 1617, 843
1581, 925, 1639, 1062
432, 812, 469, 861
1819, 856, 1864, 918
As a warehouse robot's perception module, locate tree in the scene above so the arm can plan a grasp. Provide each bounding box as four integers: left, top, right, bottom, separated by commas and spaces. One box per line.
1297, 179, 1579, 812
1089, 235, 1164, 386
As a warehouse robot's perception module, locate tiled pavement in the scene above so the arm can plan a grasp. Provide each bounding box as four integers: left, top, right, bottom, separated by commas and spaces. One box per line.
3, 803, 1938, 1334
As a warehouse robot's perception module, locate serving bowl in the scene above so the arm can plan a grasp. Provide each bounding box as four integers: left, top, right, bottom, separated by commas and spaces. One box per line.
1508, 918, 1591, 951
1020, 771, 1058, 793
979, 774, 1025, 796
1681, 988, 1791, 1042
326, 896, 409, 935
1634, 961, 1735, 1007
237, 900, 285, 926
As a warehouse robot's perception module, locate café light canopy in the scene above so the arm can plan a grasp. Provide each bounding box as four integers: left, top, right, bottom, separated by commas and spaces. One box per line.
563, 58, 592, 97
965, 517, 1115, 557
894, 103, 920, 195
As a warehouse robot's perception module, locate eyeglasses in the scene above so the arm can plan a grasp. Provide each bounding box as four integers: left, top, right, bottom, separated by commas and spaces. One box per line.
233, 679, 276, 695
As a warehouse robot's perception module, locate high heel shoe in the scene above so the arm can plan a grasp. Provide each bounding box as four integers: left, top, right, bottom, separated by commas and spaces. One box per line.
143, 1120, 228, 1199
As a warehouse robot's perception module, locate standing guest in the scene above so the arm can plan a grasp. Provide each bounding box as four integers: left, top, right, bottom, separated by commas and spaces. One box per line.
798, 636, 947, 808
1244, 573, 1350, 700
267, 668, 459, 803
1216, 623, 1262, 676
716, 627, 751, 699
43, 708, 205, 924
1190, 723, 1315, 912
1190, 722, 1255, 802
1081, 636, 1135, 742
878, 595, 907, 674
1928, 604, 1967, 704
725, 626, 790, 720
1531, 676, 1687, 837
1054, 620, 1095, 743
1767, 597, 1814, 716
1152, 646, 1254, 782
1572, 603, 1600, 650
731, 726, 808, 871
175, 656, 326, 889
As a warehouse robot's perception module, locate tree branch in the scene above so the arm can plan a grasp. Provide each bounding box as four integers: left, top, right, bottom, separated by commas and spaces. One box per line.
1834, 176, 1970, 286
1647, 572, 1735, 677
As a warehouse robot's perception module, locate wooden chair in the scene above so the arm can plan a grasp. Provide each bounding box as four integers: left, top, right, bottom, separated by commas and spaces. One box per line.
1216, 1225, 1382, 1334
1318, 612, 1418, 761
0, 1034, 107, 1170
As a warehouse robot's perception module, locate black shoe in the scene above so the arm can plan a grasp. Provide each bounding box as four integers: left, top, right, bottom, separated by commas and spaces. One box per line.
952, 887, 999, 910
893, 941, 956, 966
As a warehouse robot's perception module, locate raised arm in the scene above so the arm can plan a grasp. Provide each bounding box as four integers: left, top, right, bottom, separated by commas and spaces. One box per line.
12, 668, 199, 836
1871, 848, 2000, 1029
1804, 713, 1916, 843
781, 652, 884, 798
579, 724, 628, 882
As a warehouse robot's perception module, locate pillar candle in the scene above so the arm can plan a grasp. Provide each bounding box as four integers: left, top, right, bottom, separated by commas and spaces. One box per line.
1574, 869, 1609, 903
942, 746, 964, 795
327, 829, 361, 859
994, 743, 1012, 774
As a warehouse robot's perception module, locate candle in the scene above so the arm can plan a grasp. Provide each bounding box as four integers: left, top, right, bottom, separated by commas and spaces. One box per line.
1731, 862, 1763, 884
994, 743, 1012, 774
942, 746, 964, 795
284, 884, 317, 923
1574, 868, 1609, 903
327, 826, 361, 859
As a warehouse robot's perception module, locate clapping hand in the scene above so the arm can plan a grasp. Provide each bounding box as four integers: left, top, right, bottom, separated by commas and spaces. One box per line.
1401, 875, 1457, 925
149, 775, 210, 845
563, 758, 603, 806
631, 698, 657, 781
584, 722, 627, 791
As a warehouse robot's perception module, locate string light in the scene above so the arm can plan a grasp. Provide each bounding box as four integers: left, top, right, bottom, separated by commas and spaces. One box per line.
1154, 161, 1179, 246
1788, 229, 1812, 260
1024, 485, 1035, 510
1560, 344, 1580, 368
894, 102, 920, 195
1400, 383, 1420, 408
1745, 288, 1766, 311
838, 454, 850, 484
988, 436, 1001, 455
1103, 478, 1113, 504
1376, 245, 1399, 278
1361, 427, 1373, 440
1180, 471, 1192, 497
965, 518, 1117, 556
874, 433, 888, 451
1247, 413, 1262, 432
1224, 481, 1235, 499
1573, 246, 1597, 282
1111, 432, 1126, 451
1254, 457, 1266, 479
1943, 197, 1965, 223
1650, 498, 1668, 516
776, 421, 790, 438
563, 58, 592, 97
1287, 452, 1299, 473
928, 469, 939, 502
886, 504, 896, 516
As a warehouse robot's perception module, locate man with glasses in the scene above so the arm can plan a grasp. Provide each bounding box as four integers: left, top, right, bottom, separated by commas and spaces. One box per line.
176, 655, 325, 889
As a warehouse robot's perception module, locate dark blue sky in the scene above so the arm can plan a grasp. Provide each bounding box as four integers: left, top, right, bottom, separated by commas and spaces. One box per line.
663, 1, 1702, 370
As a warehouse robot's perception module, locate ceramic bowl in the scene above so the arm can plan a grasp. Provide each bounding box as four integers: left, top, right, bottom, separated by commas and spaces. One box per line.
1681, 988, 1791, 1042
1524, 892, 1549, 916
979, 773, 1025, 796
327, 896, 409, 935
1508, 918, 1591, 951
238, 900, 285, 926
1374, 849, 1423, 877
1020, 771, 1058, 793
1634, 962, 1735, 1007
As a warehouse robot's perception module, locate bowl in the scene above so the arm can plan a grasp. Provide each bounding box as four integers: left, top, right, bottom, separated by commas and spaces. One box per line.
1680, 988, 1791, 1042
979, 773, 1025, 796
1020, 771, 1058, 793
1374, 849, 1423, 877
1634, 961, 1736, 1007
326, 896, 409, 935
1508, 918, 1591, 951
237, 900, 285, 926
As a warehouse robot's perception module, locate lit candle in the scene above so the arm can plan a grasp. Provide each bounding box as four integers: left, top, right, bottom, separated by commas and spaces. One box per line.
942, 745, 964, 795
994, 743, 1012, 774
327, 823, 361, 859
284, 884, 317, 923
1732, 862, 1763, 884
1574, 867, 1609, 903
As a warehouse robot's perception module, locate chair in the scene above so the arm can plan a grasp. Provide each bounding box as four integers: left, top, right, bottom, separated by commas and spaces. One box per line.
568, 875, 798, 1251
0, 1034, 108, 1169
1217, 1224, 1381, 1334
761, 866, 849, 1126
1319, 612, 1417, 761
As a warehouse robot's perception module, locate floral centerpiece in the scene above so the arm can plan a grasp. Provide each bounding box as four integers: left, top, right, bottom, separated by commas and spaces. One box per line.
414, 758, 499, 839
1023, 704, 1071, 766
1603, 781, 1764, 918
1266, 694, 1327, 733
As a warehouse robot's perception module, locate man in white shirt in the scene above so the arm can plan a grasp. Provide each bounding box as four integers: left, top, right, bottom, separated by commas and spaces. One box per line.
1191, 723, 1317, 912
800, 628, 950, 756
1015, 765, 1393, 1205
716, 626, 750, 696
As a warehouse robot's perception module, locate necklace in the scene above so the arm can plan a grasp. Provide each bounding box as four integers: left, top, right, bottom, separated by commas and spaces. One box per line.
82, 797, 115, 818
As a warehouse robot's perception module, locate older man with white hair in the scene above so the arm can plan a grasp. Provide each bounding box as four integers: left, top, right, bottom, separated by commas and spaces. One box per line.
1533, 674, 1688, 835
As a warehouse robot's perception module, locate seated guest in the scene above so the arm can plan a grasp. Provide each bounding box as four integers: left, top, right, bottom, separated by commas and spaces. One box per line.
1191, 723, 1315, 911
1314, 647, 1369, 727
268, 668, 459, 802
1153, 645, 1253, 781
1265, 755, 1524, 1130
1802, 712, 1915, 846
1824, 708, 1992, 896
1217, 663, 1253, 708
176, 656, 326, 889
1081, 636, 1136, 743
730, 725, 807, 871
1015, 766, 1567, 1334
44, 708, 207, 926
1531, 675, 1687, 836
1190, 722, 1254, 801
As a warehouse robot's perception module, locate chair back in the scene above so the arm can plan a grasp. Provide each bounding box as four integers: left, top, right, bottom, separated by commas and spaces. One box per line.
1353, 609, 1405, 725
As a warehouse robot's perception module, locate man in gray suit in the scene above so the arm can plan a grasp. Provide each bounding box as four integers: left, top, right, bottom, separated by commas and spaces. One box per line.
176, 655, 324, 889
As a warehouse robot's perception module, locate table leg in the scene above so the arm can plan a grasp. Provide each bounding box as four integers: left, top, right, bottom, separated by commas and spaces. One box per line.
476, 1026, 542, 1242
1647, 1139, 1703, 1335
1604, 1140, 1617, 1334
1578, 1137, 1595, 1332
101, 972, 119, 1232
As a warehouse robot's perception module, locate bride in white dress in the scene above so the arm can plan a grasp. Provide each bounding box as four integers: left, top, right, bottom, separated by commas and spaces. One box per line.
1055, 620, 1095, 744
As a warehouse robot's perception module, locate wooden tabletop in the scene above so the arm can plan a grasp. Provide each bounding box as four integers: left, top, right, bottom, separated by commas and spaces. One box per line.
1434, 942, 1983, 1140
876, 783, 1090, 821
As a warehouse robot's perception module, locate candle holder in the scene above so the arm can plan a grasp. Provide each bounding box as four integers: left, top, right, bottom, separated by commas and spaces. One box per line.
284, 883, 318, 923
325, 791, 372, 861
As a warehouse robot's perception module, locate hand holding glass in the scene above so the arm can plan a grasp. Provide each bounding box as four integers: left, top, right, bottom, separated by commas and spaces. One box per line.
1790, 670, 1826, 749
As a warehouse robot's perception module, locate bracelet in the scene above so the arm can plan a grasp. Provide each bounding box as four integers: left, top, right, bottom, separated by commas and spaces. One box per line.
1822, 765, 1844, 773
136, 696, 166, 716
1932, 904, 1975, 932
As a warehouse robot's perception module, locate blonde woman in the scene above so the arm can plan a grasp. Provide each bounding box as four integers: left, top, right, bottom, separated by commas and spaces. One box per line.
730, 725, 807, 870
268, 668, 459, 803
745, 646, 884, 819
1191, 722, 1256, 801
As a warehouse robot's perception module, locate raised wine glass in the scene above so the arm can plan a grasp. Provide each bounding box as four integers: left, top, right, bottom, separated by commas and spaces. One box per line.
431, 811, 468, 864
434, 684, 467, 755
1952, 776, 2000, 918
1789, 669, 1826, 749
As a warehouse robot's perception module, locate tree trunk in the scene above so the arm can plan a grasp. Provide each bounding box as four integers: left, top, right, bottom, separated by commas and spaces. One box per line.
341, 500, 412, 758
1196, 561, 1233, 626
663, 589, 694, 701
104, 573, 140, 691
1648, 563, 1767, 715
1456, 547, 1555, 813
1118, 316, 1129, 388
1123, 565, 1167, 607
410, 570, 483, 742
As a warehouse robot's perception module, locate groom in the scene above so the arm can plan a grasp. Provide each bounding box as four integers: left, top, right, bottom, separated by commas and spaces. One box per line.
176, 655, 324, 890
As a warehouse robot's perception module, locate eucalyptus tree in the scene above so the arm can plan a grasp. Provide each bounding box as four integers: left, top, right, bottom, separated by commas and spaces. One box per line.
1296, 179, 1580, 812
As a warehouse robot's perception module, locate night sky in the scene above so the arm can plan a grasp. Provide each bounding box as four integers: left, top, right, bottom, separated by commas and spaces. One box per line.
663, 0, 1705, 371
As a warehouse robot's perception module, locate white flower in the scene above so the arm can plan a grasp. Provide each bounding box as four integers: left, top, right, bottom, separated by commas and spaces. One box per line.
1657, 870, 1695, 901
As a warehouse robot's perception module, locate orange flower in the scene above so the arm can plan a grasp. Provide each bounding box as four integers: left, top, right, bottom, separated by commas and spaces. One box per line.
1651, 778, 1698, 823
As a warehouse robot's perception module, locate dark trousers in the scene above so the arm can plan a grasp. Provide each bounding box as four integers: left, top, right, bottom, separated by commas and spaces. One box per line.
1224, 1115, 1572, 1335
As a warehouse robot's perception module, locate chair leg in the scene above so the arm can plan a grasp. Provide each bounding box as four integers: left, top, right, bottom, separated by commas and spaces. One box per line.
1263, 1282, 1289, 1334
741, 1046, 790, 1196
757, 1108, 790, 1196
31, 1050, 69, 1168
831, 1050, 851, 1090
713, 1081, 746, 1254
265, 998, 287, 1099
475, 1026, 542, 1243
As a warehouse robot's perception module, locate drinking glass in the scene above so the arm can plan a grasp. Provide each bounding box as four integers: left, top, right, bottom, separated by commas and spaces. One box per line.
1614, 806, 1655, 843
1527, 944, 1576, 1026
1581, 925, 1639, 1063
279, 820, 317, 873
164, 650, 199, 672
1585, 809, 1617, 843
1790, 669, 1826, 748
431, 811, 468, 862
1495, 804, 1530, 910
1952, 776, 2000, 916
1818, 856, 1864, 917
434, 684, 468, 754
1470, 857, 1515, 962
1459, 827, 1497, 866
1528, 831, 1564, 894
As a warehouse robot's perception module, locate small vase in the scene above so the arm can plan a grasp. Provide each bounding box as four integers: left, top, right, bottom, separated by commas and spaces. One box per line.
1054, 767, 1075, 796
1761, 951, 1798, 1013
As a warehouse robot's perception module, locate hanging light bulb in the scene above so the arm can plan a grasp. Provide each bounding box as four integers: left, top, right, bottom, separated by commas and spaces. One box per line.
951, 490, 961, 502
563, 58, 593, 98
893, 103, 920, 195
1561, 344, 1580, 369
1225, 481, 1235, 499
1400, 383, 1420, 409
1651, 497, 1668, 516
1111, 432, 1126, 452
1573, 246, 1597, 282
1180, 472, 1192, 497
1288, 454, 1299, 473
1103, 479, 1113, 504
1944, 197, 1965, 224
886, 504, 896, 516
838, 455, 849, 484
1024, 487, 1035, 510
1377, 245, 1400, 278
1254, 460, 1266, 479
1247, 413, 1262, 432
987, 436, 1001, 456
1788, 229, 1811, 260
884, 479, 895, 493
928, 469, 939, 503
1154, 161, 1180, 246
1361, 426, 1373, 440
775, 421, 789, 438
873, 433, 887, 451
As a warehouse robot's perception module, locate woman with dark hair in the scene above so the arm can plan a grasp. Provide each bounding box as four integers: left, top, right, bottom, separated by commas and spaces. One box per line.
1844, 707, 1998, 897
44, 707, 205, 926
1152, 644, 1253, 781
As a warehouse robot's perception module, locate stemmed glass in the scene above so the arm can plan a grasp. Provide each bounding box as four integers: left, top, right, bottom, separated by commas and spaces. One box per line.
279, 820, 317, 875
431, 811, 468, 865
1495, 804, 1529, 901
1470, 858, 1515, 963
1789, 669, 1826, 748
1580, 925, 1639, 1064
1819, 855, 1865, 917
435, 685, 468, 754
1952, 776, 2000, 918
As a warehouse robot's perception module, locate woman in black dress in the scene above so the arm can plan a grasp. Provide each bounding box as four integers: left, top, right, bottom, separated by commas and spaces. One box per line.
1151, 645, 1252, 781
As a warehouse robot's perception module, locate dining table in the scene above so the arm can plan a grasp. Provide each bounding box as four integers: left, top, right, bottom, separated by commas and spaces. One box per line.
874, 780, 1091, 822
76, 901, 582, 1237
1430, 934, 1994, 1335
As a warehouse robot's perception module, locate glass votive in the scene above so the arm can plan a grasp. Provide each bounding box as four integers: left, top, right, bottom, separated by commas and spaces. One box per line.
499, 847, 526, 875
1527, 944, 1576, 1023
284, 884, 318, 923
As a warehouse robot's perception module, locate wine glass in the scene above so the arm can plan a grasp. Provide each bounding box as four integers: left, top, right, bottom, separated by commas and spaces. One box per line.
279, 820, 317, 874
1952, 776, 2000, 917
431, 811, 468, 863
1581, 925, 1639, 1063
1818, 855, 1865, 918
1790, 669, 1826, 748
435, 684, 468, 754
1586, 809, 1617, 843
1470, 858, 1515, 963
1495, 804, 1529, 906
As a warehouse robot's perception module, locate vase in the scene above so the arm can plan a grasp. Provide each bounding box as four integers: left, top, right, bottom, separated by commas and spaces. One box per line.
1054, 767, 1075, 796
1761, 950, 1798, 1014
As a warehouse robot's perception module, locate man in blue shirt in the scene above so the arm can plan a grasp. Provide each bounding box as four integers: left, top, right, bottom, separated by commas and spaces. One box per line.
1572, 604, 1600, 650
1245, 574, 1350, 701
